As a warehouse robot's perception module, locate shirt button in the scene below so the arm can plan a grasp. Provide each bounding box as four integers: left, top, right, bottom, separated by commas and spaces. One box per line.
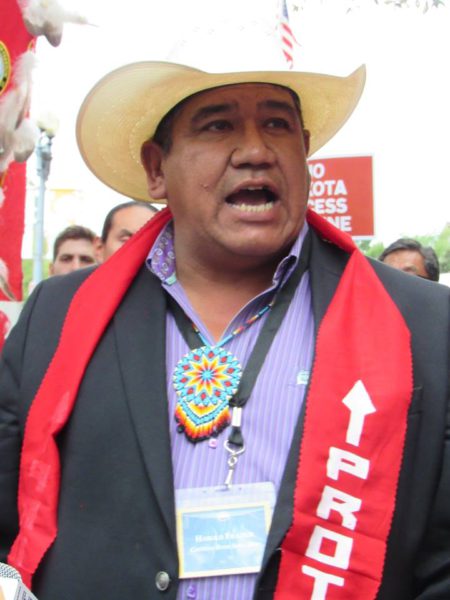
155, 571, 171, 591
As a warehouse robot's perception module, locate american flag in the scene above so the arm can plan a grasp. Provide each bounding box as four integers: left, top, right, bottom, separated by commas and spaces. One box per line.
279, 0, 297, 69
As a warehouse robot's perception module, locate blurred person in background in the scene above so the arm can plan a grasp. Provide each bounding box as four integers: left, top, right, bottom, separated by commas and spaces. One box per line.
379, 238, 440, 282
49, 225, 98, 276
97, 200, 158, 261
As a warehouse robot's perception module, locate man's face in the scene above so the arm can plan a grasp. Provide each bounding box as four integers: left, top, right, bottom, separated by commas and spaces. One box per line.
50, 239, 96, 276
143, 83, 310, 267
382, 249, 429, 279
100, 205, 155, 261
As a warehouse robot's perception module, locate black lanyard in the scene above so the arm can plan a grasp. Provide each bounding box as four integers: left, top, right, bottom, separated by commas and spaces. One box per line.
168, 232, 311, 448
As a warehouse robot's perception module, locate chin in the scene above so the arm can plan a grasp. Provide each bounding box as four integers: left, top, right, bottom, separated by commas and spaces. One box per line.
228, 240, 291, 261
241, 231, 296, 253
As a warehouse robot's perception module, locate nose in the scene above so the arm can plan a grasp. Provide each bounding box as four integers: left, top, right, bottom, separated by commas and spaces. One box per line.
70, 258, 81, 272
230, 123, 276, 169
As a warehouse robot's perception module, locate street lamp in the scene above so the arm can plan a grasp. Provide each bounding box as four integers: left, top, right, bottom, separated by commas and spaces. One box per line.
31, 113, 59, 286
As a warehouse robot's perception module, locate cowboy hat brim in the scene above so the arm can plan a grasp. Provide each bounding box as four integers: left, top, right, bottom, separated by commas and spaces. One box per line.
76, 61, 366, 202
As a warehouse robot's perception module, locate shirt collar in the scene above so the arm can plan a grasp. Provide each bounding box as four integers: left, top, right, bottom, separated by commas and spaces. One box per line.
146, 222, 177, 285
146, 220, 309, 287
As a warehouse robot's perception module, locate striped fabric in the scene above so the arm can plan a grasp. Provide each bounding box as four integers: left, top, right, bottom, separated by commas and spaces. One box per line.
147, 223, 314, 600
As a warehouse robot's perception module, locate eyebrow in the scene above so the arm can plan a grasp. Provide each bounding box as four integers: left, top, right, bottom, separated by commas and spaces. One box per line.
191, 103, 236, 124
262, 99, 298, 118
190, 98, 298, 124
58, 254, 94, 261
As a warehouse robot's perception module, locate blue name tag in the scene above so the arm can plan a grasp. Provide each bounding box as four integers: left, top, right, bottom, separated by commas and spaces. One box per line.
176, 483, 275, 578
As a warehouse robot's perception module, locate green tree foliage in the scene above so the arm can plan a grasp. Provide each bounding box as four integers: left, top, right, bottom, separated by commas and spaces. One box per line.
296, 0, 445, 10
379, 0, 445, 9
415, 225, 450, 272
356, 239, 385, 259
346, 0, 444, 10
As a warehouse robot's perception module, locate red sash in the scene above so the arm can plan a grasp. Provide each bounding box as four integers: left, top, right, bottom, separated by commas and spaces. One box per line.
8, 208, 172, 587
8, 209, 412, 595
274, 210, 412, 599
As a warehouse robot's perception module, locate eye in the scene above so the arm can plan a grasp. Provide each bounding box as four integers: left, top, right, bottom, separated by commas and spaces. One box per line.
201, 119, 233, 133
265, 117, 292, 130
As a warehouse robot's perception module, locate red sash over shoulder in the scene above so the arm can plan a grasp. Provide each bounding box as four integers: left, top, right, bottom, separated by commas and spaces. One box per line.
8, 208, 172, 587
8, 209, 412, 597
275, 210, 412, 599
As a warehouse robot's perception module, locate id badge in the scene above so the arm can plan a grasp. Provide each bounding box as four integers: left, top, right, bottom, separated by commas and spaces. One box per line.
176, 482, 276, 578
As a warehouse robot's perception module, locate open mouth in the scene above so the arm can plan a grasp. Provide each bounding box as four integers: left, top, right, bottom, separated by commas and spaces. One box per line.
225, 186, 278, 213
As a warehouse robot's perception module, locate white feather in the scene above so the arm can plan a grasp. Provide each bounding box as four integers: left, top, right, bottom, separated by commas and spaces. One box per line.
0, 88, 22, 165
0, 258, 9, 282
0, 51, 37, 169
0, 51, 35, 133
19, 0, 88, 46
0, 258, 16, 301
12, 50, 36, 88
0, 152, 13, 174
13, 118, 40, 163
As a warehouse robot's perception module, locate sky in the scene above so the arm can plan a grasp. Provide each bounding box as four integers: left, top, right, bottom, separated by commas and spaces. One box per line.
24, 0, 450, 257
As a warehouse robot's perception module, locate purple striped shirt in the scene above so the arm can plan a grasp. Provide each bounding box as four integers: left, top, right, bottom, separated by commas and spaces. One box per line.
147, 222, 314, 600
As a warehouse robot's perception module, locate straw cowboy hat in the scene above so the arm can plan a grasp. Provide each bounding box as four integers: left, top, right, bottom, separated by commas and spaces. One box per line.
76, 61, 366, 202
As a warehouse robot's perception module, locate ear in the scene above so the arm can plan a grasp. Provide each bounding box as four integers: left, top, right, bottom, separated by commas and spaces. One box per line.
303, 129, 311, 156
49, 263, 55, 276
141, 141, 167, 200
94, 238, 105, 264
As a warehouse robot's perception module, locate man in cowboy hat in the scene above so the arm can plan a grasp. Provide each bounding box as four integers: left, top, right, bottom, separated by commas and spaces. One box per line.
0, 62, 449, 600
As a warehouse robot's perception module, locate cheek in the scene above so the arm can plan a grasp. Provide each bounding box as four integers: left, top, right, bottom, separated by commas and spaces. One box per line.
290, 162, 309, 190
169, 159, 223, 202
184, 147, 226, 185
109, 237, 123, 253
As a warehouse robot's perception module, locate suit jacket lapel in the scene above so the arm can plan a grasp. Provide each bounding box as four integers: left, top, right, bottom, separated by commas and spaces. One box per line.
260, 229, 350, 571
113, 265, 177, 545
309, 230, 350, 325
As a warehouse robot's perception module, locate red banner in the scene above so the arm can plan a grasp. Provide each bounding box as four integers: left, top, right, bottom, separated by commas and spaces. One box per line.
307, 156, 374, 238
0, 0, 34, 349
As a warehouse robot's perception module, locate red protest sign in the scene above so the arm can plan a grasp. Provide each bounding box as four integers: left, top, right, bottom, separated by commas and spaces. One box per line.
307, 156, 374, 238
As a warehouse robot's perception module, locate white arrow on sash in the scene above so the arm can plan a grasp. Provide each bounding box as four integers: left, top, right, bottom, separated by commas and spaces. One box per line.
342, 380, 376, 447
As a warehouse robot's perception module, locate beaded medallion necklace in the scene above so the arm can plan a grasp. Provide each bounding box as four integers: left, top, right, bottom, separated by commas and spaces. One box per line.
172, 300, 275, 442
170, 232, 311, 446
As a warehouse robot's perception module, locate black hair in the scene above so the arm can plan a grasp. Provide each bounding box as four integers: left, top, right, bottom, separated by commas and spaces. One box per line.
53, 225, 97, 261
379, 238, 440, 282
101, 201, 158, 243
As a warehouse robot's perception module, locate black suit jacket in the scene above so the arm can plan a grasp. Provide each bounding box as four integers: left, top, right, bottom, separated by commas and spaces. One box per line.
0, 231, 449, 599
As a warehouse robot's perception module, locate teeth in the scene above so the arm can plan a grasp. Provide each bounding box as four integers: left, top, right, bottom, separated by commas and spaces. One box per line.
232, 202, 274, 213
